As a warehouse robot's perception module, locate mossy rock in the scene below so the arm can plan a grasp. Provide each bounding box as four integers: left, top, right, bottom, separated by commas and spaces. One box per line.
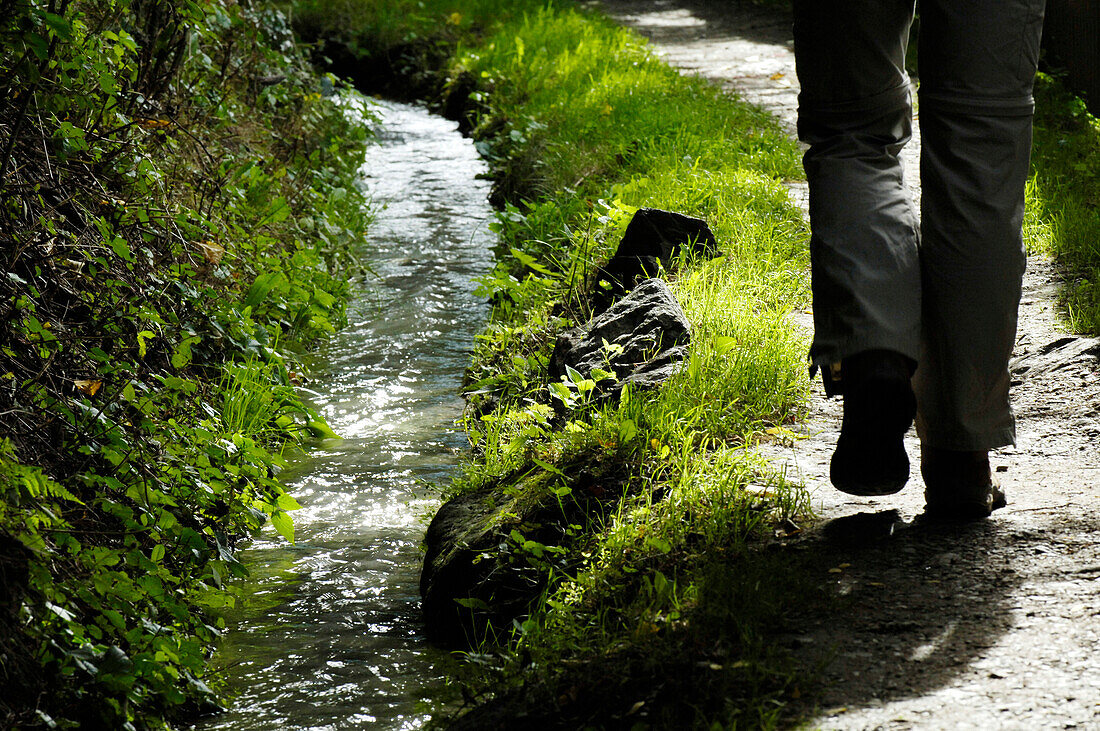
420, 460, 622, 646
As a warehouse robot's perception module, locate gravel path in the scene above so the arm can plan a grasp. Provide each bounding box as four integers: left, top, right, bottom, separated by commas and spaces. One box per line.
597, 2, 1100, 727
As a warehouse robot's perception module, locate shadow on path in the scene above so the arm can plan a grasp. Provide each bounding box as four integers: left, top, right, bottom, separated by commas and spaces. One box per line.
765, 507, 1100, 727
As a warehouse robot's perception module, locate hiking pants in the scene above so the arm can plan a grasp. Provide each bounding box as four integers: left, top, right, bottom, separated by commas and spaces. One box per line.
793, 0, 1045, 450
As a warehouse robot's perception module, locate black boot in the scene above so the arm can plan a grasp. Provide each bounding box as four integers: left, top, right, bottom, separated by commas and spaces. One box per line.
920, 447, 1007, 520
830, 350, 916, 496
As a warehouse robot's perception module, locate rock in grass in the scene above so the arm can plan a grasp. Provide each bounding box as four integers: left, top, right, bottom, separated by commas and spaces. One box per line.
419, 485, 509, 645
594, 208, 718, 310
550, 278, 691, 400
420, 464, 615, 646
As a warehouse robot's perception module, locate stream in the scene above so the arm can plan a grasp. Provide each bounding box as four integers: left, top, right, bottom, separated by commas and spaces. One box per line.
193, 99, 493, 730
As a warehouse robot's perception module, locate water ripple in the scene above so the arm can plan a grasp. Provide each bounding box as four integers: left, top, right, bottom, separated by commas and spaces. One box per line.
193, 99, 492, 731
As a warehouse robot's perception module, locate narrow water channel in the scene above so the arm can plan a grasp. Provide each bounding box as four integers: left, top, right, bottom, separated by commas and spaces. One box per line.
194, 99, 493, 730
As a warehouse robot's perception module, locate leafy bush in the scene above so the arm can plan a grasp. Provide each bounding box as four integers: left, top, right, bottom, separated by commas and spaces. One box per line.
0, 0, 373, 726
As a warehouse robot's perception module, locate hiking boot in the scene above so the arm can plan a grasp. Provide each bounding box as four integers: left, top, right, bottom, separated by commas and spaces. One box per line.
829, 350, 916, 496
921, 447, 1007, 521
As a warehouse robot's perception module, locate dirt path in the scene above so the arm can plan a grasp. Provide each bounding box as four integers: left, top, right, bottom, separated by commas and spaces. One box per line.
597, 1, 1100, 727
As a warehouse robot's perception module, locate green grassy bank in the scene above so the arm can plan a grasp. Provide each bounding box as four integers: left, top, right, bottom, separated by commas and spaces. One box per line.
0, 2, 373, 727
1028, 73, 1100, 333
293, 0, 822, 726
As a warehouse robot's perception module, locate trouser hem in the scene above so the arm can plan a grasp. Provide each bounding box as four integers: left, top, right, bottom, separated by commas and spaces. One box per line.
915, 425, 1016, 452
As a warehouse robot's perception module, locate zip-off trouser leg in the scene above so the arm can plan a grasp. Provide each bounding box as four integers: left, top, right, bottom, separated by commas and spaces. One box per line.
793, 0, 1045, 450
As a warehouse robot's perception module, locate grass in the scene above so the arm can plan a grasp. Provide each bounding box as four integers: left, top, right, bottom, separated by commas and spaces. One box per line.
291, 0, 1099, 727
445, 27, 1100, 728
1027, 72, 1100, 333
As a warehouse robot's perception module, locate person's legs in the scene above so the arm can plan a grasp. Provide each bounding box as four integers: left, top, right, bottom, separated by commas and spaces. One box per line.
914, 0, 1045, 452
794, 0, 920, 495
794, 0, 921, 373
915, 0, 1044, 518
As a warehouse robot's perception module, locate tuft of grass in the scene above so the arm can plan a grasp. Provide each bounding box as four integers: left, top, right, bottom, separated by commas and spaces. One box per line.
422, 2, 818, 724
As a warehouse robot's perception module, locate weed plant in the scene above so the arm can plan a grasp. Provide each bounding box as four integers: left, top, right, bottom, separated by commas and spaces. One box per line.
0, 1, 373, 727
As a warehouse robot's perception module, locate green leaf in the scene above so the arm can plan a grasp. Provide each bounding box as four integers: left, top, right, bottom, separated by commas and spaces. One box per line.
716, 336, 738, 354
171, 336, 199, 370
160, 375, 196, 393
109, 237, 134, 262
509, 247, 556, 277
532, 457, 565, 476
275, 492, 301, 511
312, 286, 336, 308
590, 367, 616, 382
270, 510, 294, 543
455, 597, 490, 611
646, 536, 672, 554
242, 271, 288, 308
136, 331, 155, 358
41, 12, 73, 40
305, 419, 339, 439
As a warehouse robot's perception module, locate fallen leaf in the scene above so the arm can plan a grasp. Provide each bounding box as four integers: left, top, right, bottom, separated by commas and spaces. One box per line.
770, 72, 785, 80
198, 240, 224, 264
74, 379, 102, 396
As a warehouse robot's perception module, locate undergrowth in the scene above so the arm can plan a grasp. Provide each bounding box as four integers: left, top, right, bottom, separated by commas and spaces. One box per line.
0, 1, 372, 727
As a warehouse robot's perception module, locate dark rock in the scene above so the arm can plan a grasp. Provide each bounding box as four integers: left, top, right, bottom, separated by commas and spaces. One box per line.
593, 208, 718, 310
440, 70, 480, 133
421, 464, 621, 646
420, 485, 509, 645
618, 207, 719, 261
1010, 336, 1100, 376
550, 278, 690, 399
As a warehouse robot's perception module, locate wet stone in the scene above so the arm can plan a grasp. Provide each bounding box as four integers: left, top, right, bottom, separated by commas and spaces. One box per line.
549, 277, 691, 402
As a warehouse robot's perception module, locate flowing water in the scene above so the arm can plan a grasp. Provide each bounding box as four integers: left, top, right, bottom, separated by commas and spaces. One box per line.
194, 99, 493, 730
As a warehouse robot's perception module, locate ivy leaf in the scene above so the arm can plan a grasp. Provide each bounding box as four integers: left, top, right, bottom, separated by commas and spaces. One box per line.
40, 12, 73, 40
109, 237, 134, 262
171, 336, 199, 370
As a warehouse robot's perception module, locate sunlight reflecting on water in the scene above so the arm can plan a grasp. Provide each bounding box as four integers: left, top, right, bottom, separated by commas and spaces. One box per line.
193, 98, 492, 731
